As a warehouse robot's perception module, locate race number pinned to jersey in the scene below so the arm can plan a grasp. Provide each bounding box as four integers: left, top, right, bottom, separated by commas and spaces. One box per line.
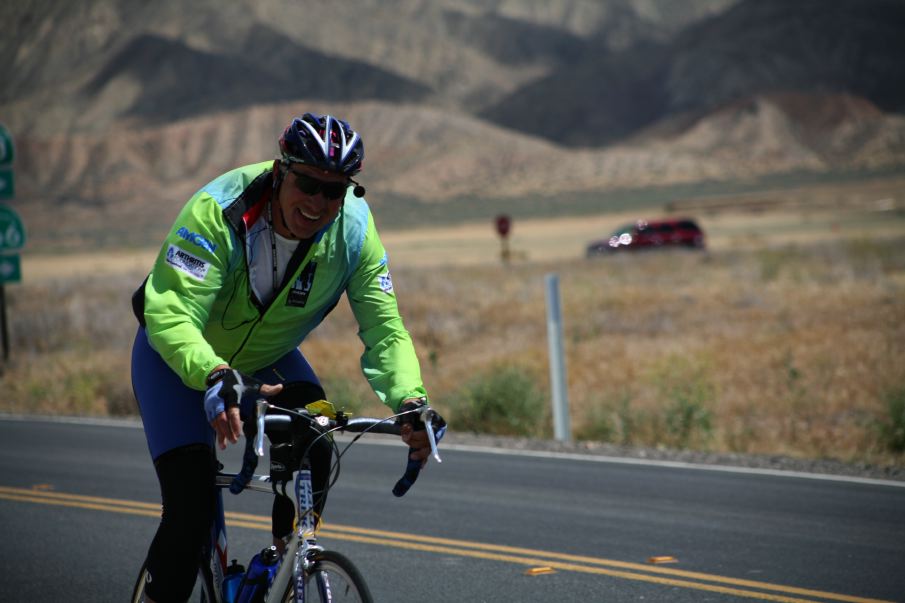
377, 272, 394, 294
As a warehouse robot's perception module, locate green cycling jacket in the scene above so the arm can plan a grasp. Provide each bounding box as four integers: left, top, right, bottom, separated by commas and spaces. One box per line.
137, 161, 426, 410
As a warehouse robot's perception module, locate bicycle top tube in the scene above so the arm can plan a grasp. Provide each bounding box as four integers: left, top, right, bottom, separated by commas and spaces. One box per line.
214, 472, 273, 493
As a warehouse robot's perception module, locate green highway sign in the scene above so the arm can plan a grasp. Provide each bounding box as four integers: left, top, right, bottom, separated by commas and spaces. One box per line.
0, 254, 20, 283
0, 204, 26, 251
0, 123, 13, 166
0, 168, 13, 200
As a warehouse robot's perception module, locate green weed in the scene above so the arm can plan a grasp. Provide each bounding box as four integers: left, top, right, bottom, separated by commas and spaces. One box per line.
577, 392, 637, 446
876, 385, 905, 453
649, 354, 715, 449
447, 365, 547, 437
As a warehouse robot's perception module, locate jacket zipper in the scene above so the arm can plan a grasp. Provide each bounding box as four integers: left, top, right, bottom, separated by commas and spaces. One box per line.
227, 241, 318, 367
228, 314, 264, 366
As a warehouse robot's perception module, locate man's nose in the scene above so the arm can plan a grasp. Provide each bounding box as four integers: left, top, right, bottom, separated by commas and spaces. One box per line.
307, 191, 328, 206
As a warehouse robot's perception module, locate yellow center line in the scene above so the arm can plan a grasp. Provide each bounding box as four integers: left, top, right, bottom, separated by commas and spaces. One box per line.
317, 524, 854, 601
0, 486, 892, 603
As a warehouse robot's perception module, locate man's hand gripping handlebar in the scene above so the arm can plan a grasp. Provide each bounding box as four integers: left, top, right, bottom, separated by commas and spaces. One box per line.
393, 399, 447, 497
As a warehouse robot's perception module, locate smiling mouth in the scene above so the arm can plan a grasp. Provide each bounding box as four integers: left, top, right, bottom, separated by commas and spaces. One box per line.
298, 208, 322, 221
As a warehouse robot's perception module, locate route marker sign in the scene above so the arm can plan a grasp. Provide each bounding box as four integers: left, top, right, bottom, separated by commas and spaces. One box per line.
0, 124, 14, 202
0, 254, 20, 283
0, 124, 17, 361
0, 169, 13, 200
0, 123, 13, 166
0, 205, 25, 251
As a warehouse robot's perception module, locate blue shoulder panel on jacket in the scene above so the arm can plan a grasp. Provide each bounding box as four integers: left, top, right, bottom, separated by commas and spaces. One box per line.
203, 162, 272, 210
342, 195, 371, 274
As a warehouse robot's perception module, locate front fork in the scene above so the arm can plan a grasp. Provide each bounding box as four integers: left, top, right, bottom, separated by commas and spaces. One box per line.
293, 466, 322, 602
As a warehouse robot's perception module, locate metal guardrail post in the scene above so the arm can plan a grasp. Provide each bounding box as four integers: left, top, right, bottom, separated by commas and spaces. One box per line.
544, 273, 571, 442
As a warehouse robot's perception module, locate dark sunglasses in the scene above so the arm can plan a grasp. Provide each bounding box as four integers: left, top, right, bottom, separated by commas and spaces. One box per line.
289, 170, 350, 200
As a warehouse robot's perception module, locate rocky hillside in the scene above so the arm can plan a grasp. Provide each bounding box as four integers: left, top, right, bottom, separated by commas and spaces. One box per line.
482, 0, 905, 145
0, 0, 734, 133
1, 0, 904, 249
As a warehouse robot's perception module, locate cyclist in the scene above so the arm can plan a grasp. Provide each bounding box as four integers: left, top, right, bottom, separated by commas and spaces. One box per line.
131, 113, 441, 603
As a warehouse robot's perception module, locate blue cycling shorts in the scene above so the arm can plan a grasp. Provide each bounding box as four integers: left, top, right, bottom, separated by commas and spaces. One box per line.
131, 327, 320, 460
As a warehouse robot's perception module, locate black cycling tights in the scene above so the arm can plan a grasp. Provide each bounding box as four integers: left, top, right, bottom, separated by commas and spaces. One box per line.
144, 443, 217, 603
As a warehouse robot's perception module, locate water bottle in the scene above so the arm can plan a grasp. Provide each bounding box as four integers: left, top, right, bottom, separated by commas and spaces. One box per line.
236, 545, 282, 603
222, 559, 246, 603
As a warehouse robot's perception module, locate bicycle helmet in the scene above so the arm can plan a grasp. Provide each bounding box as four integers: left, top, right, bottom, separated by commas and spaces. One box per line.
278, 113, 364, 176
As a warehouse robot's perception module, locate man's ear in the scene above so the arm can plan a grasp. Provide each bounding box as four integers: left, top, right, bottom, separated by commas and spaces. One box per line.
272, 160, 288, 191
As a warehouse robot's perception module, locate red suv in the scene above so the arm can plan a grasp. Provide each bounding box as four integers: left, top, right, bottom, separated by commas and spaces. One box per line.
587, 218, 705, 256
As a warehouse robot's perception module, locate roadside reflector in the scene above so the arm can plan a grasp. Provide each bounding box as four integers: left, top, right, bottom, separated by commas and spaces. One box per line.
525, 567, 556, 576
648, 556, 678, 564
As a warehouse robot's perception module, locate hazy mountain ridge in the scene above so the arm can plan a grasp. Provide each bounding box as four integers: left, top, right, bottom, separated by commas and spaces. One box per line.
84, 27, 432, 123
483, 0, 905, 145
1, 0, 738, 133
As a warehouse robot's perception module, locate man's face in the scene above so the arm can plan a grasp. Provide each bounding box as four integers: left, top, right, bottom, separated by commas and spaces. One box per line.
274, 163, 349, 240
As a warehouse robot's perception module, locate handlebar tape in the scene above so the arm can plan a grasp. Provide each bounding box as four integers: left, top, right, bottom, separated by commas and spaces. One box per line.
392, 449, 423, 497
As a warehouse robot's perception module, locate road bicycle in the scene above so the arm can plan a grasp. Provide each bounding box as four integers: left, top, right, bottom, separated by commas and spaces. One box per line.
131, 391, 445, 602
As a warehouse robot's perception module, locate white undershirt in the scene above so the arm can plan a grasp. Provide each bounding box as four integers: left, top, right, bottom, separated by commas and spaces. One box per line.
247, 213, 298, 305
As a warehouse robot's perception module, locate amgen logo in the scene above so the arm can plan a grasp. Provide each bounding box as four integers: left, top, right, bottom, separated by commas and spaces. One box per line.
177, 226, 218, 253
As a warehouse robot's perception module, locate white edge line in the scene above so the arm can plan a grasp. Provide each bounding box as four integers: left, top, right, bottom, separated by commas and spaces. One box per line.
337, 435, 905, 489
439, 442, 905, 488
0, 413, 144, 429
4, 414, 902, 489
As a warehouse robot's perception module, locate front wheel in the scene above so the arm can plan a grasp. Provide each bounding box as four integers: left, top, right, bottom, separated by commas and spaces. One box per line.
282, 550, 373, 603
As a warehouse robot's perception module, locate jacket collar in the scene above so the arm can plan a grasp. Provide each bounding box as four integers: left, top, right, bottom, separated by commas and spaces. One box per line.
223, 169, 273, 241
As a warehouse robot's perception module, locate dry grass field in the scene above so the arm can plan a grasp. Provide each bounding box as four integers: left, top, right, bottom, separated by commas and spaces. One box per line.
4, 179, 905, 466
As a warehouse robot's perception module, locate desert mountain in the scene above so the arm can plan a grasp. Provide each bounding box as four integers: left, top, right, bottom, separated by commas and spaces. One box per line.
1, 0, 903, 250
483, 0, 905, 145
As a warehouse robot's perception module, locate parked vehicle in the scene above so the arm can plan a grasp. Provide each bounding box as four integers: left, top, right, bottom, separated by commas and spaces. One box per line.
586, 218, 706, 256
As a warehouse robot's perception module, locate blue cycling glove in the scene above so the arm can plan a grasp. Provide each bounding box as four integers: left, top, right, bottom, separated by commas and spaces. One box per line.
203, 368, 263, 422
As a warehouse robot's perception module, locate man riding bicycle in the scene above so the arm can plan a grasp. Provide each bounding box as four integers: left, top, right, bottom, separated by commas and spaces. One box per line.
131, 113, 441, 603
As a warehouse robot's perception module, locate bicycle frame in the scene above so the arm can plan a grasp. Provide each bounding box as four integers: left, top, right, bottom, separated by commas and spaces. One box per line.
201, 468, 321, 602
200, 472, 277, 603
183, 401, 444, 603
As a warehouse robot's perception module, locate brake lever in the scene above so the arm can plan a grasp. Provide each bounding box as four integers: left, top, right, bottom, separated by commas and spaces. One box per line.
254, 399, 268, 457
422, 408, 443, 464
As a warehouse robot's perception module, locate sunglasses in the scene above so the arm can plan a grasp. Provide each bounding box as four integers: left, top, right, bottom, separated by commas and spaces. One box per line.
288, 169, 349, 201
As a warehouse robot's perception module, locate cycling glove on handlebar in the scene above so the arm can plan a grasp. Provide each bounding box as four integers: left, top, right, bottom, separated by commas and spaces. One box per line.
392, 398, 447, 497
397, 398, 447, 430
202, 368, 263, 422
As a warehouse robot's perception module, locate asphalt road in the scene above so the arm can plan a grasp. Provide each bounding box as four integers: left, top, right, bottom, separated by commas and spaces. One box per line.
0, 416, 903, 602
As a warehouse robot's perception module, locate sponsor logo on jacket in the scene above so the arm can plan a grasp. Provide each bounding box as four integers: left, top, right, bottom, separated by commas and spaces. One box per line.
378, 272, 394, 294
166, 244, 210, 281
177, 226, 218, 254
287, 262, 317, 307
